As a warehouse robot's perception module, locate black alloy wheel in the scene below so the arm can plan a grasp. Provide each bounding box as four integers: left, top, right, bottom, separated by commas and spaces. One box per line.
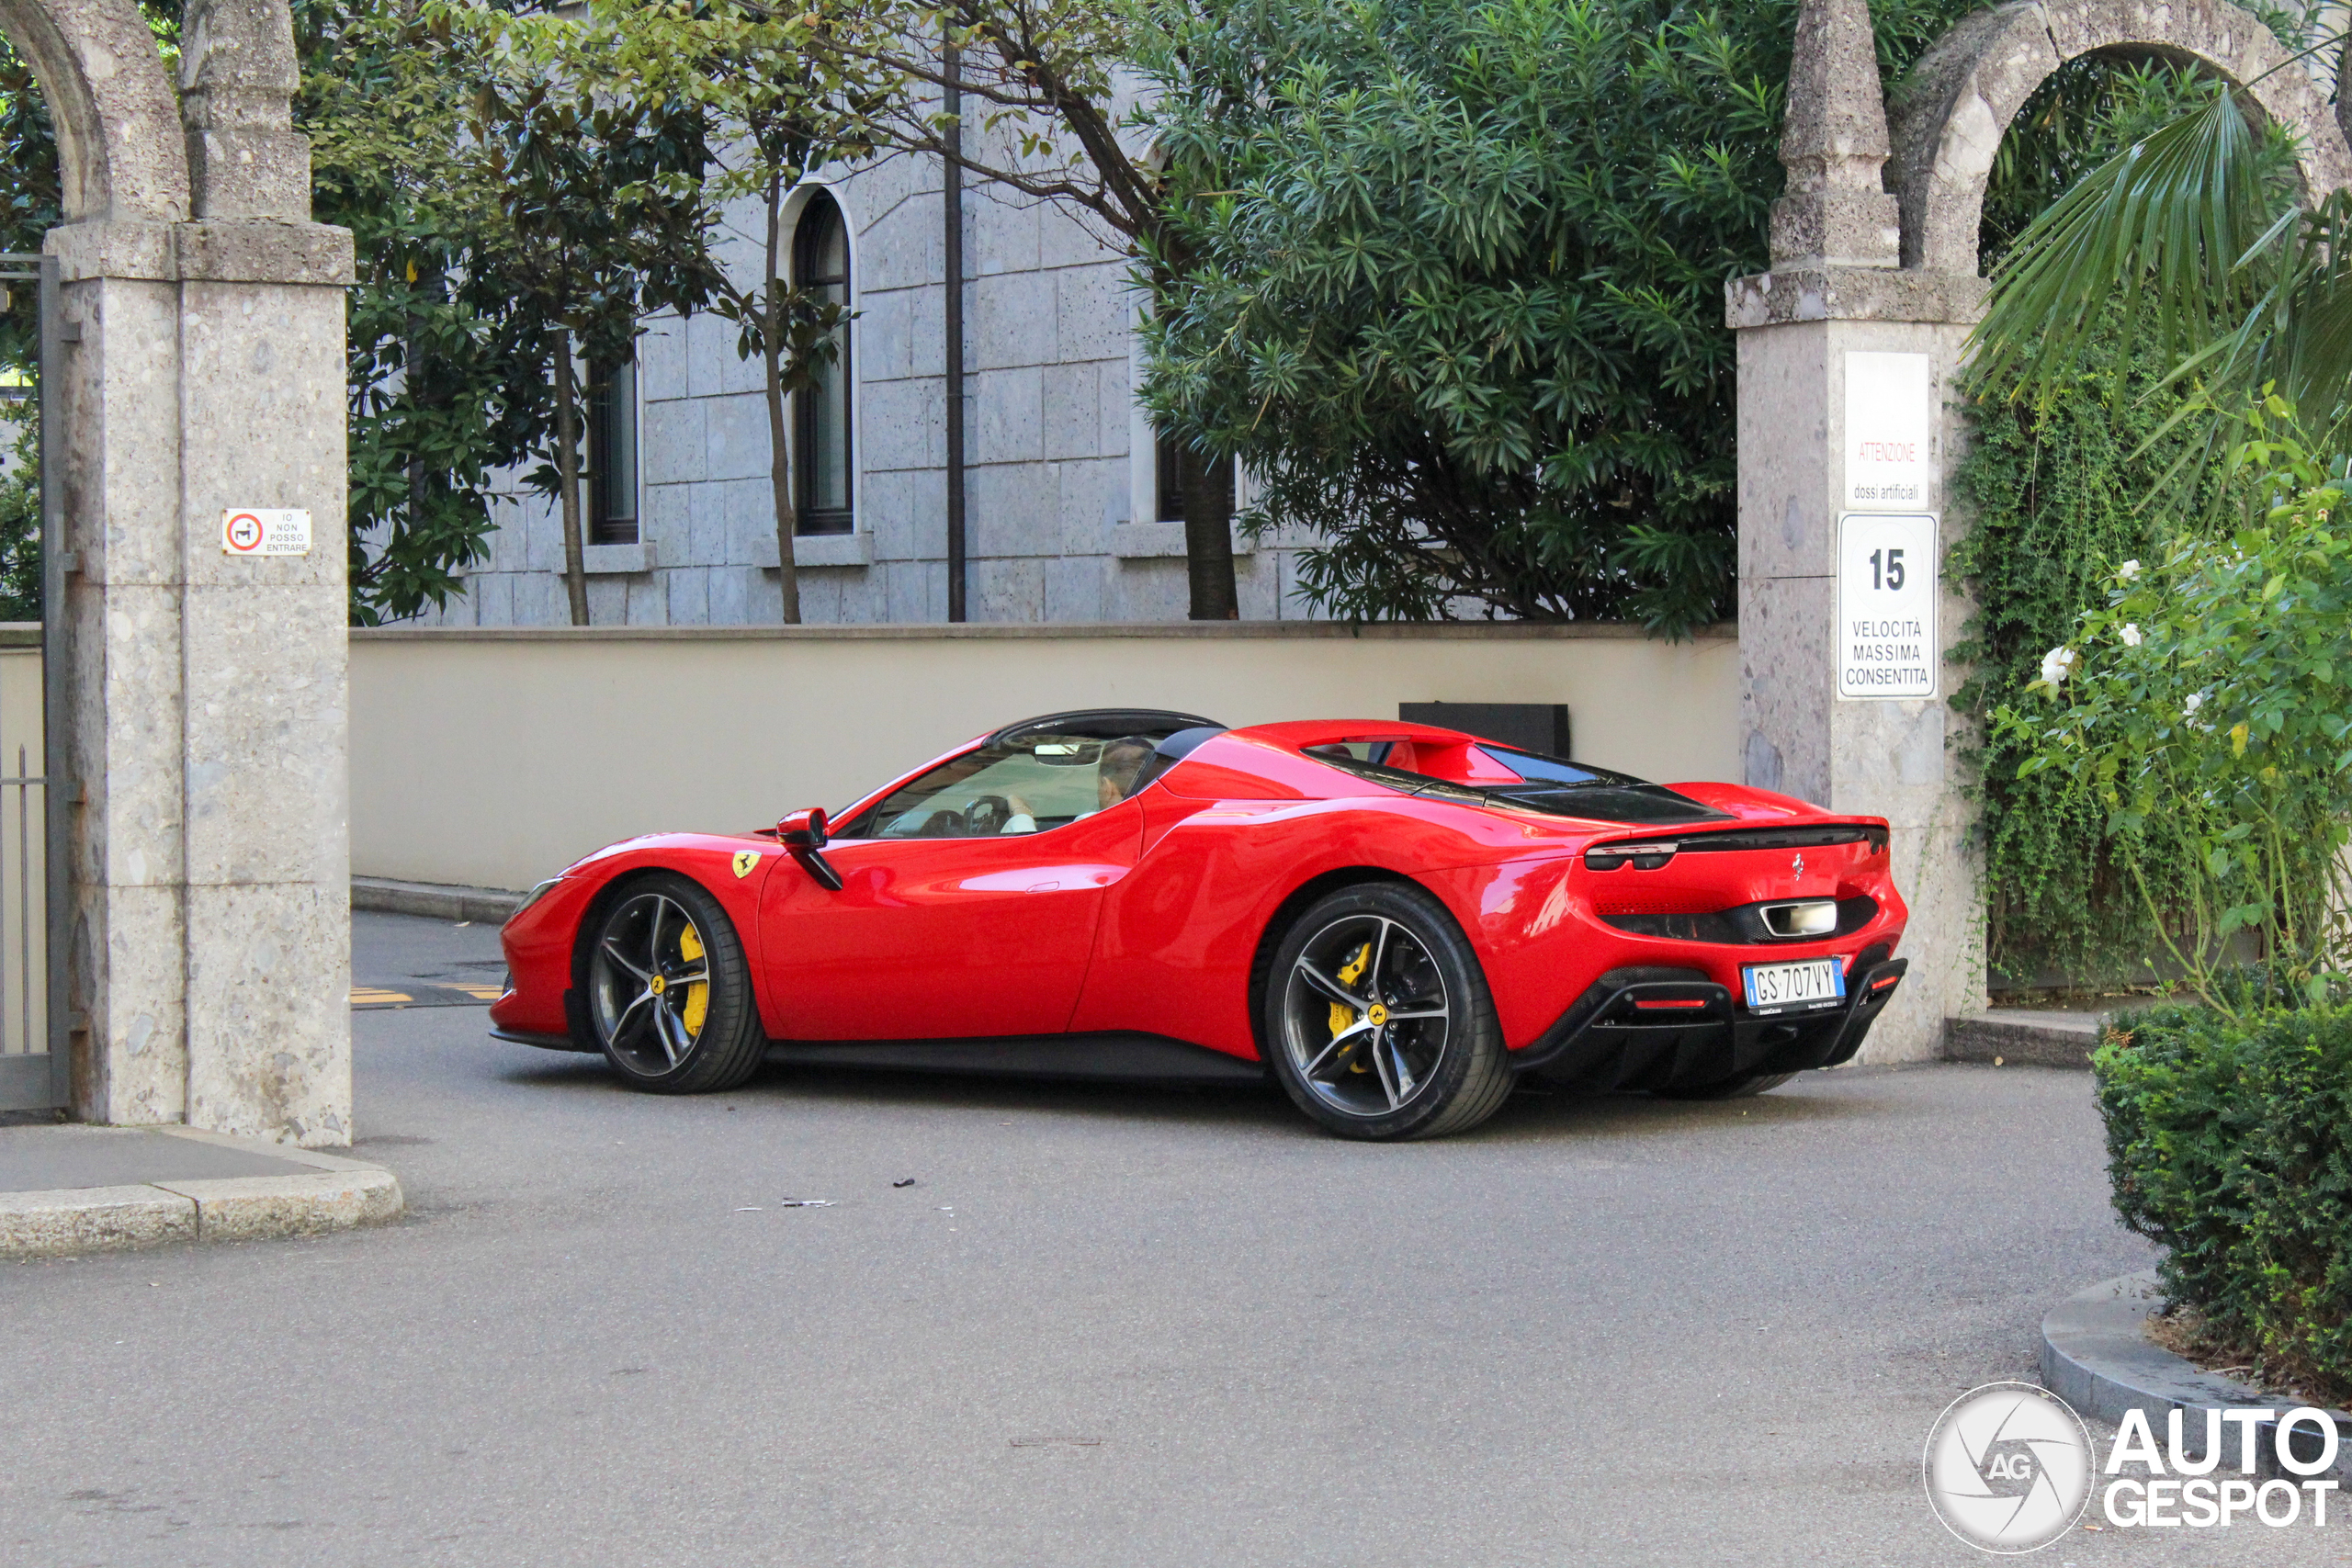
1264, 882, 1512, 1141
582, 873, 766, 1093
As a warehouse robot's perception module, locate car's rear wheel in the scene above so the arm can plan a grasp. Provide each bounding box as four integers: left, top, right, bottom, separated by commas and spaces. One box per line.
1657, 1071, 1795, 1100
582, 874, 766, 1094
1263, 882, 1511, 1141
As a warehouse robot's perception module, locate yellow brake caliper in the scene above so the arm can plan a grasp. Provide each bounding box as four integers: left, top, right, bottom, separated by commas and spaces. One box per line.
1329, 942, 1373, 1070
678, 922, 709, 1038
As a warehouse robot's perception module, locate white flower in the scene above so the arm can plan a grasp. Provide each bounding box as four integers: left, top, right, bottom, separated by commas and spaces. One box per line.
2120, 624, 2143, 647
2184, 692, 2204, 716
2040, 646, 2077, 686
2118, 558, 2143, 581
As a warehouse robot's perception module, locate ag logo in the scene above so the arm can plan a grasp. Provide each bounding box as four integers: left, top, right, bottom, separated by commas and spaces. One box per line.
1923, 1382, 2093, 1552
731, 850, 760, 879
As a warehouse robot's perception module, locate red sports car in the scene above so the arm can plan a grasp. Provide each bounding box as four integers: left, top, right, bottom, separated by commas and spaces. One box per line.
491, 708, 1909, 1140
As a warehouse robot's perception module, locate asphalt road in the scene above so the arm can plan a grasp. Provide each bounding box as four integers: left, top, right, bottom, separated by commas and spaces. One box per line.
3, 916, 2343, 1566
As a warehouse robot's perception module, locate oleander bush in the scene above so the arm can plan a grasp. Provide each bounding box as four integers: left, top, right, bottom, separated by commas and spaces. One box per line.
2096, 990, 2352, 1404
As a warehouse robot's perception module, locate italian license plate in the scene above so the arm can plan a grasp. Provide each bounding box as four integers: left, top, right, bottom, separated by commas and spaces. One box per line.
1742, 957, 1846, 1013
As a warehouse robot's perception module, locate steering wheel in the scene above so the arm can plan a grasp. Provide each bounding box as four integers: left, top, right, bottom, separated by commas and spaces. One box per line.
964, 794, 1016, 835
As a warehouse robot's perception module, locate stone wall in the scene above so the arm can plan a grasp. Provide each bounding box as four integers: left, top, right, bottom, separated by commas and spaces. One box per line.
349, 621, 1739, 889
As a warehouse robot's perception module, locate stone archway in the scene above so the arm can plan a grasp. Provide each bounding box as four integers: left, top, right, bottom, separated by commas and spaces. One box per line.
1888, 0, 2352, 277
0, 0, 187, 221
1726, 0, 2352, 1065
0, 0, 356, 1145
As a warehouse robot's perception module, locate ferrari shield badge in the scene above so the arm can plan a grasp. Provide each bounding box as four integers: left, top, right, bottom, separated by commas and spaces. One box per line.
732, 850, 760, 879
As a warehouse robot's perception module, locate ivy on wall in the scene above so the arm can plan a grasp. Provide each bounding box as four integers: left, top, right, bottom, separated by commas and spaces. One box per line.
1950, 59, 2301, 988
1948, 319, 2212, 985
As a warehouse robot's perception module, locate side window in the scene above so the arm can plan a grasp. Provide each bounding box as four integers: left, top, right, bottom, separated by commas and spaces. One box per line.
854, 734, 1162, 839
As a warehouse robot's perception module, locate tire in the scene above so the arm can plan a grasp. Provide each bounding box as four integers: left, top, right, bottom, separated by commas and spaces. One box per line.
579, 873, 767, 1094
1656, 1072, 1795, 1101
1262, 882, 1512, 1141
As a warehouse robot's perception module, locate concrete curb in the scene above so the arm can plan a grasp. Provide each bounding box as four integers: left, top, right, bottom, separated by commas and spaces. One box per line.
352, 875, 526, 923
1946, 1010, 2105, 1067
2041, 1271, 2352, 1482
1, 1127, 402, 1258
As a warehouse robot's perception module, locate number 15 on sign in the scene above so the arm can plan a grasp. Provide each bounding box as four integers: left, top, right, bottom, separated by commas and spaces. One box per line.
1836, 513, 1938, 700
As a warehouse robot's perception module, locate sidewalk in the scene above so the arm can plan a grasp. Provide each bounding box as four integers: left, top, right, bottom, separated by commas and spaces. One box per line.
0, 1121, 401, 1258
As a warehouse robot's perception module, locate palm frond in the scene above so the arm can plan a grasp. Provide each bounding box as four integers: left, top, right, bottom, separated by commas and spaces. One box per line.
1970, 85, 2276, 409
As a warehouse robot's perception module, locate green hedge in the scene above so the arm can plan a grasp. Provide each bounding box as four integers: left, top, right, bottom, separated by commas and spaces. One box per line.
2097, 998, 2352, 1402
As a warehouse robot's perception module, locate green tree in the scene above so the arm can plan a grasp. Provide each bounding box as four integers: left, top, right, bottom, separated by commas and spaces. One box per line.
1134, 0, 1984, 632
0, 404, 38, 622
1971, 20, 2346, 451
4, 0, 734, 625
1948, 48, 2310, 986
0, 46, 56, 626
470, 48, 719, 625
813, 0, 1247, 618
300, 0, 537, 624
593, 0, 885, 623
1138, 0, 1772, 629
1949, 61, 2290, 985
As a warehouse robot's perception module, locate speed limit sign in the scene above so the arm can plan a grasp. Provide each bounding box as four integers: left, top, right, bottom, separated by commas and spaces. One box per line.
1836, 512, 1937, 700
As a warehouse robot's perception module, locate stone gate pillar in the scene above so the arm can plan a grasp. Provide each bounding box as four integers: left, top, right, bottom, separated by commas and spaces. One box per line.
43, 0, 355, 1144
1726, 0, 1986, 1060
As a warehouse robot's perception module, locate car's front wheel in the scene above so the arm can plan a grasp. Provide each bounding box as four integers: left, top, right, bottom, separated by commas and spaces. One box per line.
582, 874, 766, 1094
1263, 882, 1512, 1141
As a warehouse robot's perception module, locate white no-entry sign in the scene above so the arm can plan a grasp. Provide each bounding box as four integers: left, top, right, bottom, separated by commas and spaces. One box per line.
221, 509, 312, 557
1837, 513, 1938, 699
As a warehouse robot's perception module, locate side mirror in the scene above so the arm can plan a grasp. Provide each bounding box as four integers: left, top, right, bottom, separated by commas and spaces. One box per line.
777, 807, 842, 892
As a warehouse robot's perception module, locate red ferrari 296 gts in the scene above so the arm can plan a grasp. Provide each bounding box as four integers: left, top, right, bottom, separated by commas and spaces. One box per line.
491, 709, 1910, 1140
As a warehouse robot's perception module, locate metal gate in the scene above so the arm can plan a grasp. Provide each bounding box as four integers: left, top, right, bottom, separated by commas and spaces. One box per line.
0, 254, 70, 1111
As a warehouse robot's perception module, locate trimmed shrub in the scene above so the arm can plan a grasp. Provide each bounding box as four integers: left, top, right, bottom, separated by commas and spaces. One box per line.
2097, 998, 2352, 1403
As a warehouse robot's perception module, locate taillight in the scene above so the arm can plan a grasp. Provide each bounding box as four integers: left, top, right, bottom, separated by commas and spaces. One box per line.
1585, 841, 1678, 871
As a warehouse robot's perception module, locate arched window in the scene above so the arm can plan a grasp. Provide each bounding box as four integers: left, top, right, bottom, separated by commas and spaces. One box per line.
793, 190, 854, 536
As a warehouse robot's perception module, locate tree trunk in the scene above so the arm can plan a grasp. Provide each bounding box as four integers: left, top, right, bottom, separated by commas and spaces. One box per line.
553, 334, 590, 626
764, 342, 801, 625
762, 175, 802, 624
1180, 445, 1238, 620
1142, 248, 1238, 622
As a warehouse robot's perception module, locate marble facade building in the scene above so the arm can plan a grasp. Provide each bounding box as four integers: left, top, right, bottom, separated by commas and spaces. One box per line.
418, 151, 1325, 627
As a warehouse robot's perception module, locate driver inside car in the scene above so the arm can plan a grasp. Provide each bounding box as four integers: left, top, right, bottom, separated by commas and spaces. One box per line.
999, 737, 1157, 834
